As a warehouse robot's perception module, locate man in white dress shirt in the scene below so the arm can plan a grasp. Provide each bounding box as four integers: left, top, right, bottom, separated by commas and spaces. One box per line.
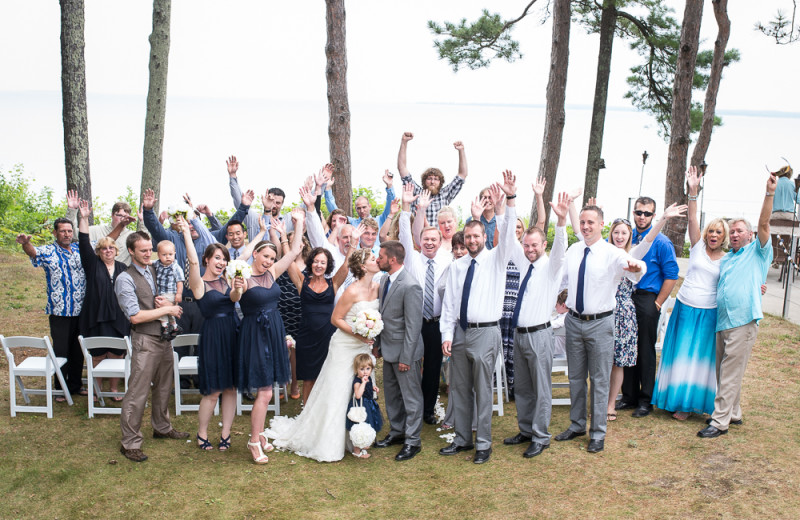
439, 171, 517, 464
398, 184, 452, 425
554, 205, 646, 453
502, 192, 569, 458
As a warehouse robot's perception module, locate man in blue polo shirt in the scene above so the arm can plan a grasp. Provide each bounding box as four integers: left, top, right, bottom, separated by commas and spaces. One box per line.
620, 196, 679, 418
698, 174, 775, 438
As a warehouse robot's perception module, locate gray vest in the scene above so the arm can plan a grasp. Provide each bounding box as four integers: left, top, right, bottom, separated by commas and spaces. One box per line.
128, 264, 163, 337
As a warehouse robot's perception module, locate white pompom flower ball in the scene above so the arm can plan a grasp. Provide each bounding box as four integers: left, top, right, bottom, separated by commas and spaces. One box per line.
349, 422, 376, 449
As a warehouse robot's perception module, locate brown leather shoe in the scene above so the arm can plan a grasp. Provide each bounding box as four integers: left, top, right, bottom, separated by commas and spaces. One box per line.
120, 446, 148, 462
153, 429, 190, 440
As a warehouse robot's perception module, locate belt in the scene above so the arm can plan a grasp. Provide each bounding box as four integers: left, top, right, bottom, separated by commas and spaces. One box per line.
423, 316, 440, 323
516, 322, 551, 334
632, 289, 656, 296
568, 309, 613, 321
467, 321, 499, 329
182, 297, 194, 303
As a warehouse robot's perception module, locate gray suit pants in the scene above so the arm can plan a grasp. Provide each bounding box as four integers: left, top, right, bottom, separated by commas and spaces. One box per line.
451, 326, 500, 450
513, 327, 554, 444
565, 314, 613, 441
383, 359, 424, 446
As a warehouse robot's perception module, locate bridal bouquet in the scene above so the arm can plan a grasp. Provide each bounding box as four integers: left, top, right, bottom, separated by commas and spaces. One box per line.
350, 309, 384, 340
167, 202, 192, 223
226, 259, 252, 281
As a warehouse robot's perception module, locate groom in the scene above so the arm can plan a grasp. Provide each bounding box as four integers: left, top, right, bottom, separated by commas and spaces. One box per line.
374, 240, 424, 461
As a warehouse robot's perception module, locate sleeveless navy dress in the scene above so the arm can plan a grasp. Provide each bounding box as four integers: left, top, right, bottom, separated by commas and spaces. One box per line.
195, 279, 239, 395
237, 272, 291, 390
345, 376, 384, 432
295, 277, 336, 380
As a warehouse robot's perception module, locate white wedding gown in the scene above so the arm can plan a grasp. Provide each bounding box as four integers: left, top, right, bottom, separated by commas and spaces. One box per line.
264, 299, 377, 462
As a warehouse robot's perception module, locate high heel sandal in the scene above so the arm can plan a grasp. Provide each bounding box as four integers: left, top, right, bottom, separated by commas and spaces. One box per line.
259, 431, 275, 453
247, 441, 269, 464
218, 435, 231, 451
197, 434, 214, 451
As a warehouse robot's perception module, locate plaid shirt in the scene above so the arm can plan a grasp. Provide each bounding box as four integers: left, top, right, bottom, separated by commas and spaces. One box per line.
401, 174, 465, 225
154, 261, 184, 295
31, 243, 86, 316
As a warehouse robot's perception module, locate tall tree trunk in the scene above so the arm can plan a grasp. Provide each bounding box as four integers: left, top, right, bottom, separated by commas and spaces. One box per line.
60, 0, 93, 224
139, 0, 171, 213
532, 0, 571, 229
663, 0, 703, 255
582, 0, 617, 204
690, 0, 730, 166
326, 0, 352, 216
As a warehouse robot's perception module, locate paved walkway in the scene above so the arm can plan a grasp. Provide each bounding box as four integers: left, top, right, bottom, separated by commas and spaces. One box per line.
676, 257, 800, 326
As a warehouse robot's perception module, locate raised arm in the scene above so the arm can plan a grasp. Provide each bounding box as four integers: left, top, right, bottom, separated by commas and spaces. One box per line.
178, 216, 205, 299
227, 155, 243, 207
271, 208, 306, 278
685, 166, 703, 247
493, 171, 517, 265
378, 170, 396, 226
397, 132, 414, 178
532, 176, 547, 231
631, 202, 688, 259
760, 173, 777, 247
412, 189, 432, 246
287, 259, 305, 294
454, 141, 468, 180
241, 215, 269, 262
66, 189, 80, 237
141, 189, 173, 243
567, 187, 583, 241
548, 192, 570, 276
379, 199, 399, 243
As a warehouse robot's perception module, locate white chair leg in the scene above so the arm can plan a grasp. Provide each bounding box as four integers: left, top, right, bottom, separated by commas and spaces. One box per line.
45, 371, 53, 419
8, 369, 17, 417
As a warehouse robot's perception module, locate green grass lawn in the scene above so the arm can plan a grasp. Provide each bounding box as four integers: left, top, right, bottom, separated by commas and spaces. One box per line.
1, 250, 799, 519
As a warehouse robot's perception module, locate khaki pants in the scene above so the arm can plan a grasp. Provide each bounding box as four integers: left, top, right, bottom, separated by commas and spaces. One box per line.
120, 333, 175, 449
711, 321, 758, 430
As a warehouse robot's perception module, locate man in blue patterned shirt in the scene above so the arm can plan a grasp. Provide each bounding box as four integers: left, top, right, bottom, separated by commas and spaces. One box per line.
17, 218, 86, 396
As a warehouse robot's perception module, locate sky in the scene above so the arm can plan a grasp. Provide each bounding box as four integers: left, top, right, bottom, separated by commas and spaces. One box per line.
1, 0, 799, 225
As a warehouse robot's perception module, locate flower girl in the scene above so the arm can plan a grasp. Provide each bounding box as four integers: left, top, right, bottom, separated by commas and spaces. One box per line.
345, 354, 384, 459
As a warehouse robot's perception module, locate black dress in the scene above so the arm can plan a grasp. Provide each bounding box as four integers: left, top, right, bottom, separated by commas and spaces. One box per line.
77, 232, 129, 355
195, 279, 239, 394
294, 277, 336, 380
345, 376, 384, 432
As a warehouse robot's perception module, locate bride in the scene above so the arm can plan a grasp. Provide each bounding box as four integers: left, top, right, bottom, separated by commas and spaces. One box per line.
264, 249, 381, 462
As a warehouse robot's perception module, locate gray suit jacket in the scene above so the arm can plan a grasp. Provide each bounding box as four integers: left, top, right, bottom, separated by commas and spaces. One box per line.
378, 268, 423, 366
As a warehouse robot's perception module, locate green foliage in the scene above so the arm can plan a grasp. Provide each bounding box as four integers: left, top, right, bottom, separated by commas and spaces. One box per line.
755, 8, 800, 45
545, 223, 583, 251
0, 165, 60, 247
352, 186, 387, 218
428, 9, 523, 71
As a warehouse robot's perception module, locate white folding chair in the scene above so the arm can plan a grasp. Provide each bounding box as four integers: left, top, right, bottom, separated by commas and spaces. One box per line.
552, 327, 570, 406
79, 335, 132, 418
171, 334, 219, 416
492, 348, 509, 416
236, 384, 283, 416
655, 296, 676, 354
2, 335, 74, 417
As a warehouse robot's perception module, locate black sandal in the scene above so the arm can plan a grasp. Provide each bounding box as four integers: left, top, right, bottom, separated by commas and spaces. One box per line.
218, 435, 231, 451
197, 434, 214, 451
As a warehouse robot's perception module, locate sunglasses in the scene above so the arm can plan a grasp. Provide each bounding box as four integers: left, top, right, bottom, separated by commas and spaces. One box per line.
633, 210, 654, 217
613, 218, 631, 227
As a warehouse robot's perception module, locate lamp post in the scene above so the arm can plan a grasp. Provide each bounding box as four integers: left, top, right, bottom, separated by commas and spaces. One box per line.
637, 151, 649, 197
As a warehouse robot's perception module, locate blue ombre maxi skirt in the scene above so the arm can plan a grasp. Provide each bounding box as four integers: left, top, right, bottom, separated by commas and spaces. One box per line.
652, 300, 717, 415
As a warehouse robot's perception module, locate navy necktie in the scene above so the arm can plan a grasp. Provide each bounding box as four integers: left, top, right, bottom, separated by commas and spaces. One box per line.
576, 247, 590, 314
383, 276, 392, 301
232, 249, 239, 260
511, 264, 534, 329
459, 259, 476, 331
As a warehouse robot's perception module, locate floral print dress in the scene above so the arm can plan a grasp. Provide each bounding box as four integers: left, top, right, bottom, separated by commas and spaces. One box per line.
613, 277, 638, 367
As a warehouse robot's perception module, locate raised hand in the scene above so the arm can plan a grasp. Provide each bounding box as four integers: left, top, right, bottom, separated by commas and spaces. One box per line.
16, 234, 32, 245
315, 164, 332, 188
352, 223, 365, 246
402, 183, 418, 207
258, 213, 268, 233
568, 186, 583, 204
417, 189, 432, 210
470, 196, 486, 220
241, 189, 255, 207
175, 215, 189, 233
488, 183, 506, 210
142, 188, 157, 210
78, 199, 91, 220
499, 170, 517, 197
66, 189, 80, 210
270, 216, 286, 237
685, 166, 702, 194
304, 175, 315, 193
137, 204, 144, 223
196, 203, 212, 217
623, 259, 643, 273
226, 155, 239, 177
532, 175, 546, 196
291, 206, 306, 223
182, 193, 194, 211
402, 132, 414, 142
550, 192, 569, 221
327, 175, 335, 189
382, 169, 393, 188
767, 173, 778, 195
388, 198, 400, 216
261, 192, 276, 214
662, 202, 688, 219
158, 210, 169, 225
453, 141, 464, 151
587, 197, 602, 209
299, 186, 315, 210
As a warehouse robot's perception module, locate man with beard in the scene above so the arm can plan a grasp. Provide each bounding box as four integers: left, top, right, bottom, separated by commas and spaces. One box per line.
439, 172, 517, 465
398, 132, 468, 225
619, 197, 679, 418
226, 155, 293, 240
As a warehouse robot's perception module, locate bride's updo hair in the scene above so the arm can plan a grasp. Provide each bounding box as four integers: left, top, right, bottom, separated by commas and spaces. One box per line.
348, 248, 372, 279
